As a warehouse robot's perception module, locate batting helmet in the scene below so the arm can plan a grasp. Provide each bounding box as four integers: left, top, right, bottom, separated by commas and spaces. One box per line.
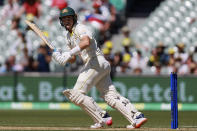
59, 7, 77, 27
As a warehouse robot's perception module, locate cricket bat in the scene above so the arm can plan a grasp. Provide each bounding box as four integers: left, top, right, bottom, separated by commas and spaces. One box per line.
25, 20, 55, 50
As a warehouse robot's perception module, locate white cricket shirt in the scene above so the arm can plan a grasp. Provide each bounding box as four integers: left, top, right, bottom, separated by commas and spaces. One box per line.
64, 23, 102, 63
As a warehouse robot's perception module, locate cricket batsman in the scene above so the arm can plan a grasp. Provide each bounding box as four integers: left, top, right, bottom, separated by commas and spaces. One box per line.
52, 7, 147, 129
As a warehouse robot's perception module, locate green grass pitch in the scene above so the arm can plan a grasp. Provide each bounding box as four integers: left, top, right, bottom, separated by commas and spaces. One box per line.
0, 110, 196, 131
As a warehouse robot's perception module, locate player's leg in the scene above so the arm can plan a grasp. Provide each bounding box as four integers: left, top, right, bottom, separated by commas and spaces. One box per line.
93, 55, 147, 128
96, 74, 147, 128
64, 67, 112, 128
96, 75, 136, 127
106, 85, 147, 128
63, 89, 104, 128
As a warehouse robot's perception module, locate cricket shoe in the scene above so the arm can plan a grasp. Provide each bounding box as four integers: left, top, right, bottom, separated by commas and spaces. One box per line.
90, 112, 112, 129
102, 112, 113, 126
90, 122, 104, 129
135, 114, 147, 128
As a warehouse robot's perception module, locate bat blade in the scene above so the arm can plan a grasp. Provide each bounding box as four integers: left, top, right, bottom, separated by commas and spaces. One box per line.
25, 20, 55, 50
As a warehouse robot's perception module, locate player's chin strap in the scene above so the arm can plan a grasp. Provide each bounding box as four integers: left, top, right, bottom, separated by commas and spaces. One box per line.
63, 89, 104, 124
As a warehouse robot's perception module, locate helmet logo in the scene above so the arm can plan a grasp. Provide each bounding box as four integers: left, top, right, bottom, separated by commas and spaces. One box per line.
62, 9, 68, 13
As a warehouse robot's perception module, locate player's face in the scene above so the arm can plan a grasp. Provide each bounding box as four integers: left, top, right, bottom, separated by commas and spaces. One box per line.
62, 16, 74, 32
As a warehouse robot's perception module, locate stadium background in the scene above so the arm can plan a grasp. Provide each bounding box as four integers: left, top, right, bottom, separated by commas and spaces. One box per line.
0, 0, 197, 130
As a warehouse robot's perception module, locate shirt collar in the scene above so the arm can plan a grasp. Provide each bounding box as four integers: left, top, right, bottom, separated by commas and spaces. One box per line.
70, 23, 77, 36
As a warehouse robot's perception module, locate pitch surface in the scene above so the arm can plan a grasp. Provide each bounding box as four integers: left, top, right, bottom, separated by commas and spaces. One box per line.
0, 110, 196, 131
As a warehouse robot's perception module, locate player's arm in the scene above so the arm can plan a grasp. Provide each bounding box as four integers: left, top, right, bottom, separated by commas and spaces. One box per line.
65, 36, 90, 64
66, 36, 90, 63
52, 23, 92, 66
68, 35, 90, 55
78, 36, 91, 49
52, 36, 90, 66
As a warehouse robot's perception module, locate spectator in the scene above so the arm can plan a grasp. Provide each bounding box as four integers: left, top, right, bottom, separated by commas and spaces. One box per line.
0, 55, 23, 73
121, 53, 131, 73
165, 48, 176, 74
20, 48, 29, 68
177, 61, 189, 75
110, 52, 122, 78
156, 42, 169, 65
102, 40, 113, 60
109, 0, 126, 24
148, 48, 158, 67
51, 0, 67, 10
10, 16, 23, 40
11, 16, 21, 30
129, 50, 147, 74
24, 56, 37, 72
103, 40, 113, 51
9, 33, 29, 57
148, 42, 169, 67
101, 0, 116, 23
102, 47, 112, 61
123, 45, 132, 55
101, 0, 117, 33
174, 43, 188, 63
174, 57, 182, 74
36, 45, 51, 72
86, 0, 113, 42
17, 0, 42, 18
0, 0, 20, 25
154, 62, 162, 75
121, 26, 133, 47
86, 0, 110, 33
0, 60, 11, 73
186, 54, 196, 74
120, 26, 133, 56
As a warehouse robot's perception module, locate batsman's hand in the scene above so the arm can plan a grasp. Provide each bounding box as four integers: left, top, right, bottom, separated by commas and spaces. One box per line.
61, 52, 71, 64
52, 49, 71, 66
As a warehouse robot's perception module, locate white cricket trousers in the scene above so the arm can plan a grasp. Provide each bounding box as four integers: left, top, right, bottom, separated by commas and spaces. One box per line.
73, 55, 115, 96
73, 55, 138, 125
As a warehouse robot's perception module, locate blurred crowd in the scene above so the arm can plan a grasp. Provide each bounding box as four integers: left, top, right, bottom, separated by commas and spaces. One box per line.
0, 0, 197, 76
0, 0, 126, 74
100, 25, 197, 76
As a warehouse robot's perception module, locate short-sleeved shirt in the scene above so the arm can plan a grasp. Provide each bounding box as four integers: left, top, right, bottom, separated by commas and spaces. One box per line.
64, 23, 103, 63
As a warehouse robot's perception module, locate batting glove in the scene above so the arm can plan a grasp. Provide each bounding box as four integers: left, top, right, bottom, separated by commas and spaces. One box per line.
52, 51, 71, 66
59, 52, 71, 65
